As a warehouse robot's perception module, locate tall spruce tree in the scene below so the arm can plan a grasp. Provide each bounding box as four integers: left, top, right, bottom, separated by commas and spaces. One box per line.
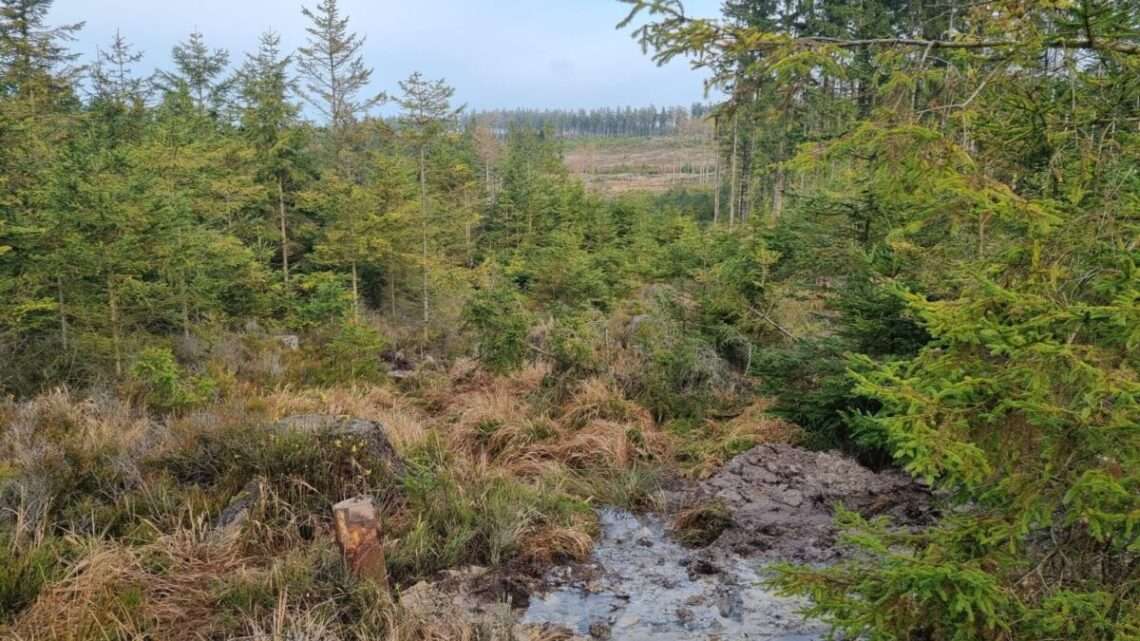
0, 0, 82, 104
296, 0, 382, 160
0, 0, 83, 388
238, 31, 308, 286
90, 30, 145, 107
155, 30, 231, 114
397, 72, 462, 342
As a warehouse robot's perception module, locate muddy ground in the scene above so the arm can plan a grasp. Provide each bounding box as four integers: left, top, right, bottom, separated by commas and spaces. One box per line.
399, 443, 933, 640
674, 443, 934, 563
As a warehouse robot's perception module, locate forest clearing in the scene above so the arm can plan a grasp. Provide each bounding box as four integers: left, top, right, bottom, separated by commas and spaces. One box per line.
0, 0, 1137, 640
564, 132, 717, 194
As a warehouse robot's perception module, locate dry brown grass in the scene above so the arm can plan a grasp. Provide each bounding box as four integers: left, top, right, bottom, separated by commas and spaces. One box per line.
239, 590, 340, 641
446, 371, 669, 477
1, 349, 796, 641
548, 419, 669, 471
564, 135, 717, 195
675, 398, 802, 479
8, 530, 246, 641
559, 377, 652, 431
517, 523, 594, 566
451, 387, 537, 461
722, 398, 802, 444
260, 385, 430, 453
2, 390, 153, 545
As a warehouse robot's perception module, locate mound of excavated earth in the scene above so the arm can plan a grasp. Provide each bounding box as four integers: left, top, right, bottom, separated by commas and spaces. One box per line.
678, 443, 934, 562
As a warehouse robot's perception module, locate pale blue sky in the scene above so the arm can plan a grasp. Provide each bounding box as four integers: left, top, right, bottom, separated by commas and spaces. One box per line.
50, 0, 724, 112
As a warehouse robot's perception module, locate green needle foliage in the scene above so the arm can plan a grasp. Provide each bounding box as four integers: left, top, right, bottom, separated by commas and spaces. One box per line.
625, 0, 1139, 638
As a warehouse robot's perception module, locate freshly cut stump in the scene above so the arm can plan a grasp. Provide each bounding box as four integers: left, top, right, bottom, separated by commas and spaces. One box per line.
333, 497, 388, 589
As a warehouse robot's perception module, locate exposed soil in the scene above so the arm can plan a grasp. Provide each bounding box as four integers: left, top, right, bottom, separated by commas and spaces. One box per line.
398, 444, 934, 640
673, 443, 935, 563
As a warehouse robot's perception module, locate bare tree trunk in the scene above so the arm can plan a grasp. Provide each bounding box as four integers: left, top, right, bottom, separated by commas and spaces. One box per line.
729, 114, 740, 228
351, 261, 360, 323
388, 268, 397, 317
420, 146, 430, 346
57, 276, 68, 351
770, 138, 788, 222
108, 275, 122, 378
180, 276, 191, 339
978, 213, 988, 258
713, 119, 721, 224
278, 175, 290, 286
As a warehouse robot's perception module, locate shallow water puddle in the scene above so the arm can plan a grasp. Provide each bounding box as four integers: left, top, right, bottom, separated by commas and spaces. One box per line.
522, 508, 826, 640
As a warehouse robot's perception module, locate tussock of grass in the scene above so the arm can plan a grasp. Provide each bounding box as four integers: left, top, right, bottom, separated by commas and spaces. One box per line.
668, 399, 801, 478
8, 532, 246, 641
673, 501, 734, 547
560, 377, 652, 430
385, 437, 596, 581
261, 385, 430, 453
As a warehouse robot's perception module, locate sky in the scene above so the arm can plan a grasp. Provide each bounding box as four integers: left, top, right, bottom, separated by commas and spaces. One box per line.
49, 0, 725, 113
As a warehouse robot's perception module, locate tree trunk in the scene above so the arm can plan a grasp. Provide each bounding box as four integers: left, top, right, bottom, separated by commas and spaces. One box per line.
278, 175, 290, 286
713, 119, 721, 225
351, 260, 360, 322
729, 114, 740, 228
108, 275, 122, 378
388, 268, 397, 318
332, 497, 389, 589
57, 275, 68, 351
180, 276, 191, 339
420, 145, 430, 347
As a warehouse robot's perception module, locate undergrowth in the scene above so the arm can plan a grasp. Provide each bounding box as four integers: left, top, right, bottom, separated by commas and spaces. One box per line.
0, 343, 797, 639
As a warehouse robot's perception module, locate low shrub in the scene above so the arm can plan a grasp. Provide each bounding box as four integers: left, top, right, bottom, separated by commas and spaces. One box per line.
128, 346, 216, 413
463, 282, 531, 375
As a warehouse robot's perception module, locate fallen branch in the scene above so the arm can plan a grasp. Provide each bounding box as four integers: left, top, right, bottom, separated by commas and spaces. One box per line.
749, 306, 801, 342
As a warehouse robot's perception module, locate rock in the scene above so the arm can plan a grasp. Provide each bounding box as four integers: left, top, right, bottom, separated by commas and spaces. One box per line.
400, 580, 437, 616
780, 489, 804, 507
687, 557, 721, 577
273, 414, 405, 476
588, 621, 612, 639
333, 496, 388, 589
211, 477, 264, 541
276, 334, 300, 351
514, 623, 586, 641
401, 565, 528, 635
675, 443, 933, 562
715, 586, 743, 621
675, 606, 694, 624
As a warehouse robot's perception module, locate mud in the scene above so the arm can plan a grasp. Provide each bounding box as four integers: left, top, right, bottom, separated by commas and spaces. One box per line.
400, 444, 932, 640
676, 443, 934, 562
519, 508, 825, 641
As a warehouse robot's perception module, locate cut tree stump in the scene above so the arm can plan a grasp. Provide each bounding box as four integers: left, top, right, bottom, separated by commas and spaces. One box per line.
333, 497, 389, 589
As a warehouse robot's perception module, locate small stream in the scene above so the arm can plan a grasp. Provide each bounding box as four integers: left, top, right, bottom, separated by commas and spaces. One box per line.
521, 508, 826, 640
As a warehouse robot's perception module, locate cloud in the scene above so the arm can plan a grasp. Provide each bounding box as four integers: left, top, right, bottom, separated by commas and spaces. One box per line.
48, 0, 723, 112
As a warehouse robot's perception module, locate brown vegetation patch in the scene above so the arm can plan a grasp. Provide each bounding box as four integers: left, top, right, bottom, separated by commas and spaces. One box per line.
8, 533, 246, 641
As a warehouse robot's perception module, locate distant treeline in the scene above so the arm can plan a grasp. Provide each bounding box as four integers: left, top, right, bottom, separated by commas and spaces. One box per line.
468, 103, 713, 138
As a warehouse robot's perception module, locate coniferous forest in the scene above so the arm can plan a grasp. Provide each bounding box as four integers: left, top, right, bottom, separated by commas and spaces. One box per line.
0, 0, 1137, 639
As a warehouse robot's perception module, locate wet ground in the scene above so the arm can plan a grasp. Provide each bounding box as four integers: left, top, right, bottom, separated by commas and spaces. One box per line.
399, 444, 933, 640
520, 508, 826, 641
